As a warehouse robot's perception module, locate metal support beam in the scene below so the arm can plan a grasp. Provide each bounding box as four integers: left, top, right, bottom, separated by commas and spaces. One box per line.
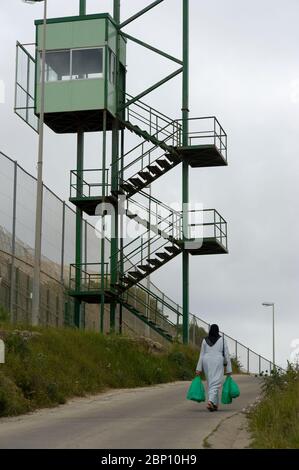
10, 161, 18, 322
60, 201, 66, 284
121, 32, 183, 65
120, 67, 183, 111
79, 0, 86, 16
109, 0, 121, 333
74, 131, 84, 328
32, 0, 47, 326
119, 0, 164, 29
114, 0, 120, 23
119, 128, 125, 335
100, 111, 107, 333
182, 0, 189, 345
110, 123, 119, 332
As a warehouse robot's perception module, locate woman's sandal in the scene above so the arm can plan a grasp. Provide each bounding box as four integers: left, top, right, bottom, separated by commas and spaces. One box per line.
207, 401, 214, 412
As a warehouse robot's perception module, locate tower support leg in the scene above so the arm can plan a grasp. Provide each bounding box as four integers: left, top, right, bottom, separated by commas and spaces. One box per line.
182, 0, 189, 345
75, 131, 84, 328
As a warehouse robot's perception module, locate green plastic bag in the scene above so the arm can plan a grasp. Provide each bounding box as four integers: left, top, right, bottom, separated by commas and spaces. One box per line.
230, 378, 240, 399
221, 376, 240, 404
187, 376, 206, 403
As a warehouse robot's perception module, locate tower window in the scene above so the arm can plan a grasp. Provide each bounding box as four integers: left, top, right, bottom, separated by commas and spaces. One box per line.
44, 50, 71, 82
43, 48, 104, 82
72, 48, 103, 80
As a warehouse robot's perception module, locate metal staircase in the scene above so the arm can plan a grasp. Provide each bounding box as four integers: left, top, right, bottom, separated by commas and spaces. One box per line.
120, 283, 178, 342
68, 93, 228, 342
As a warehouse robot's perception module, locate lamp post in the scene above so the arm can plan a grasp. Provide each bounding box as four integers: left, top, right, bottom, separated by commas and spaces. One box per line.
23, 0, 47, 326
262, 302, 275, 368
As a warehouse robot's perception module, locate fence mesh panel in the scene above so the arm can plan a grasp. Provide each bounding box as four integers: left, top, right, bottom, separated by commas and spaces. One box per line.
0, 151, 280, 370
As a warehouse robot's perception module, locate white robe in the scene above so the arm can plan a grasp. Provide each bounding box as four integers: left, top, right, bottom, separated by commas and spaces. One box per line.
196, 337, 232, 405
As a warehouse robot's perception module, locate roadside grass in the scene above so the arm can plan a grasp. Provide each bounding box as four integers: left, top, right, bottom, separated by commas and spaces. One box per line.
0, 325, 199, 417
248, 366, 299, 448
0, 315, 241, 418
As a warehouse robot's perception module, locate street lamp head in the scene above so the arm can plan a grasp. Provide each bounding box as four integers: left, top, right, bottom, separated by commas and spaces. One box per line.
22, 1, 44, 4
262, 302, 274, 307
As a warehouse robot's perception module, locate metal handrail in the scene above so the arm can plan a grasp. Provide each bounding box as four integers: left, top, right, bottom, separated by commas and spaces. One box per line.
113, 118, 180, 172
70, 169, 111, 198
125, 92, 176, 126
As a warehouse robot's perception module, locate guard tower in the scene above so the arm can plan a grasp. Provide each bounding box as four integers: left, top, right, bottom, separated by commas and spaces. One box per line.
15, 1, 229, 345
35, 14, 126, 132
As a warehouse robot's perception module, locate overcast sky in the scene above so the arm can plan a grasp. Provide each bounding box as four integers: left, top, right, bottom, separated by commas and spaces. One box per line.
1, 0, 299, 367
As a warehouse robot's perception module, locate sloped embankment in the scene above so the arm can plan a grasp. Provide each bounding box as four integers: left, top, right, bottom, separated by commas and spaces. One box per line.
0, 326, 201, 417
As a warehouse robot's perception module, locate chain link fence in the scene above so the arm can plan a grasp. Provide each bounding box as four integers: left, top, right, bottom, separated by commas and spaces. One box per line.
0, 151, 280, 373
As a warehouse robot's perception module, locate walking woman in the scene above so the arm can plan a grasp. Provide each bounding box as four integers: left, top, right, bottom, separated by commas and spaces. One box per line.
196, 324, 232, 411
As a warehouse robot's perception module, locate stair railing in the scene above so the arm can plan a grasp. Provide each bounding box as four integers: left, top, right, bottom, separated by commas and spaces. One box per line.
112, 119, 181, 185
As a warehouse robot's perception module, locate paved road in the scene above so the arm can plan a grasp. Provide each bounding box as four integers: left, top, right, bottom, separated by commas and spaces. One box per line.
0, 375, 261, 449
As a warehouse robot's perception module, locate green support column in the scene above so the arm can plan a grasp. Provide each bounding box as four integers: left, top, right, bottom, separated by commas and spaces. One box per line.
79, 0, 86, 16
182, 0, 189, 345
110, 0, 121, 333
119, 128, 125, 335
110, 123, 119, 333
100, 111, 107, 333
74, 0, 86, 328
74, 131, 84, 328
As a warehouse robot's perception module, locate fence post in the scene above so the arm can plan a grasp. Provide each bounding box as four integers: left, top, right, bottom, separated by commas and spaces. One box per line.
259, 355, 261, 375
60, 201, 66, 284
247, 348, 250, 374
235, 340, 238, 359
9, 161, 18, 322
84, 219, 88, 287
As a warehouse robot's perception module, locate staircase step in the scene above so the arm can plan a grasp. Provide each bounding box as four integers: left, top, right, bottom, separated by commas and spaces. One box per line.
166, 153, 181, 164
138, 265, 152, 272
165, 245, 181, 254
133, 126, 150, 140
155, 252, 171, 261
138, 171, 153, 182
148, 165, 163, 176
120, 182, 135, 193
128, 271, 143, 279
123, 120, 172, 153
167, 235, 177, 243
157, 159, 172, 170
146, 258, 162, 266
125, 121, 134, 132
129, 177, 144, 188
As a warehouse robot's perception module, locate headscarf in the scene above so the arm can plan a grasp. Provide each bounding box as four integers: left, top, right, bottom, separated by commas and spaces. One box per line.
205, 324, 221, 346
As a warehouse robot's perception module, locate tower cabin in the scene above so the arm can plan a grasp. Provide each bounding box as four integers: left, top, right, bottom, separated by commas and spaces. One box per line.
35, 13, 126, 133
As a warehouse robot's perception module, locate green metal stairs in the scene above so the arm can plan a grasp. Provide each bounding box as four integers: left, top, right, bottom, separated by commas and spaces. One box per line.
119, 150, 181, 198
69, 96, 228, 342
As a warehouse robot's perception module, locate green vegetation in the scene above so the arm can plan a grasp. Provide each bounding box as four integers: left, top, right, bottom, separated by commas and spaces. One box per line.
0, 310, 241, 418
248, 366, 299, 448
0, 325, 202, 417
